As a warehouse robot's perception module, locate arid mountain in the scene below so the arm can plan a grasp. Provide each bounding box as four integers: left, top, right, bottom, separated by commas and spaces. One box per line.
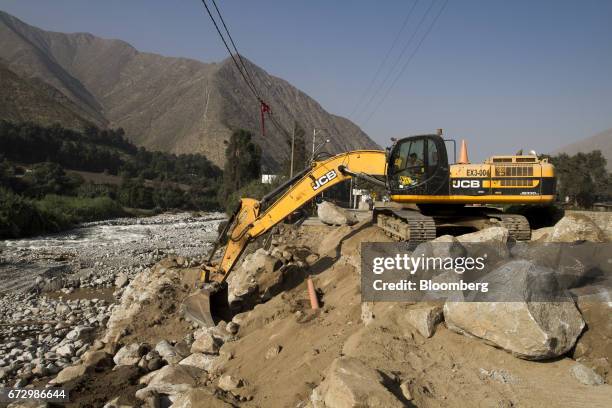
555, 128, 612, 171
0, 61, 99, 129
0, 10, 378, 169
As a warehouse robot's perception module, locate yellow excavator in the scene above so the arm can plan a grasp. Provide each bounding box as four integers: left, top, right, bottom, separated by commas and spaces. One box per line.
183, 132, 556, 326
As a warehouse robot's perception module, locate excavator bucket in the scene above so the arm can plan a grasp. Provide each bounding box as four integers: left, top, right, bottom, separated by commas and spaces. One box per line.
182, 288, 215, 328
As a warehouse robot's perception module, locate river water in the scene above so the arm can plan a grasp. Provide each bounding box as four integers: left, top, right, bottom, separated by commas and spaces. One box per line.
0, 212, 225, 293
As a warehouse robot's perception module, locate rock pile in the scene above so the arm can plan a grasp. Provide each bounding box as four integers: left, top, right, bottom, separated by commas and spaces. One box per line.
310, 357, 405, 407
27, 211, 612, 406
0, 212, 224, 389
0, 292, 111, 387
226, 236, 317, 311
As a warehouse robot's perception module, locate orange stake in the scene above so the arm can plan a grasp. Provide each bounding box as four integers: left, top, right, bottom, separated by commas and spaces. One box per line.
307, 276, 320, 310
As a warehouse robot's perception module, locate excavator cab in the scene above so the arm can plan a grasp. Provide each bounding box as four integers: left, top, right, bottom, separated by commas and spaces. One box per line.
387, 134, 450, 196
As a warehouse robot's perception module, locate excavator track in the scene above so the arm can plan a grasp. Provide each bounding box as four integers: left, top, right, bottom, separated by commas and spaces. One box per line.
492, 213, 532, 241
375, 207, 532, 243
375, 208, 437, 245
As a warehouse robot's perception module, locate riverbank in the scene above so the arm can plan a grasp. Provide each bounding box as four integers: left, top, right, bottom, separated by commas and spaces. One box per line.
0, 212, 224, 387
0, 190, 128, 239
17, 211, 611, 407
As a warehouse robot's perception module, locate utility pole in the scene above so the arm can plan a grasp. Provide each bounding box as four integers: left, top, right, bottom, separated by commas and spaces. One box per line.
312, 128, 327, 158
289, 123, 295, 178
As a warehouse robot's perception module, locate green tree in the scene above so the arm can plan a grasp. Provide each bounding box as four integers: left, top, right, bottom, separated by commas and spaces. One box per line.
152, 183, 186, 210
118, 177, 154, 209
24, 162, 80, 198
223, 179, 276, 214
550, 150, 612, 208
222, 129, 262, 198
0, 188, 45, 238
0, 157, 15, 188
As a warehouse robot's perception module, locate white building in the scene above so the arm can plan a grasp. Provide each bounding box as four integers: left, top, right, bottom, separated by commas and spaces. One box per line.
261, 174, 280, 184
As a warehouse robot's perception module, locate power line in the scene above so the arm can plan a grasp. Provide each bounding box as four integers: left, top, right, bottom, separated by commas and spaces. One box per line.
348, 0, 420, 120
209, 0, 260, 99
353, 0, 439, 123
199, 0, 299, 141
199, 0, 260, 101
360, 0, 449, 128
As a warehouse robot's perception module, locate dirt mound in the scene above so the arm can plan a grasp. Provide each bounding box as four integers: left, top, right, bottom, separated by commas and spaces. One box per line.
210, 224, 612, 407
37, 221, 612, 407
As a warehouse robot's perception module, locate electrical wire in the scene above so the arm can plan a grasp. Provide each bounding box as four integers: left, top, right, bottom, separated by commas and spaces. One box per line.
210, 0, 261, 99
199, 0, 260, 101
352, 0, 439, 123
348, 0, 420, 120
359, 0, 449, 127
199, 0, 300, 141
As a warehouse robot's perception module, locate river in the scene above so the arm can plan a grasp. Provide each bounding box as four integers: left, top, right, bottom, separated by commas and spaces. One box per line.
0, 212, 225, 294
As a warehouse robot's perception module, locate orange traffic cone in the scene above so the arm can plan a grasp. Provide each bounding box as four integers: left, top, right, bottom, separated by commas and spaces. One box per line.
458, 139, 469, 164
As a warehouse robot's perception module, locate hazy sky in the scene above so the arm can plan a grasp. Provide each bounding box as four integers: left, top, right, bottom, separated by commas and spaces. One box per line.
2, 0, 611, 160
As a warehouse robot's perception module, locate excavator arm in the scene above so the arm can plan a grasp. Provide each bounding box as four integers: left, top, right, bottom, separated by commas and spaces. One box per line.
210, 150, 387, 282
182, 150, 386, 327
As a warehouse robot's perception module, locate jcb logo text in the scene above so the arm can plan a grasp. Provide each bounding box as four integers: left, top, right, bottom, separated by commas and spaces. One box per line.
312, 170, 338, 191
452, 179, 480, 188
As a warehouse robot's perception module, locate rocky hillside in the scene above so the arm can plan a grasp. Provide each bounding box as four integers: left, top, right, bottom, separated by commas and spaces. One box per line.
556, 128, 612, 171
0, 10, 378, 169
0, 61, 98, 129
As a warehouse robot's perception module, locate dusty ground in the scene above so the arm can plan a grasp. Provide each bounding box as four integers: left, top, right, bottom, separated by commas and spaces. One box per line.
10, 213, 611, 407
211, 223, 612, 408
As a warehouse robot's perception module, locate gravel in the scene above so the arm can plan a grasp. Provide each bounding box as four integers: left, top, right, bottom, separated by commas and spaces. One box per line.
0, 212, 224, 387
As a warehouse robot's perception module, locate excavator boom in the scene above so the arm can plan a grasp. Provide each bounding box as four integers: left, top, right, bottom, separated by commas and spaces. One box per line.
183, 150, 385, 327
215, 150, 387, 281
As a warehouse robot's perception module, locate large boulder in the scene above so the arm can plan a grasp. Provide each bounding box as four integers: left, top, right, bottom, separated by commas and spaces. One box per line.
172, 389, 233, 408
155, 340, 183, 364
190, 331, 221, 355
511, 242, 610, 290
49, 364, 88, 385
571, 285, 612, 383
113, 343, 148, 366
136, 364, 204, 402
455, 229, 511, 275
572, 211, 612, 241
7, 402, 49, 408
81, 350, 113, 370
102, 396, 134, 408
65, 326, 95, 342
430, 234, 467, 256
400, 304, 443, 338
311, 357, 404, 408
531, 227, 553, 241
217, 374, 243, 392
444, 260, 586, 360
548, 213, 606, 242
226, 248, 282, 307
456, 226, 508, 243
317, 201, 358, 226
179, 353, 217, 371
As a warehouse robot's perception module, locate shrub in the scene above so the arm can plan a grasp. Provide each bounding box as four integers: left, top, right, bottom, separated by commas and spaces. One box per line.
35, 195, 125, 225
0, 188, 49, 238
